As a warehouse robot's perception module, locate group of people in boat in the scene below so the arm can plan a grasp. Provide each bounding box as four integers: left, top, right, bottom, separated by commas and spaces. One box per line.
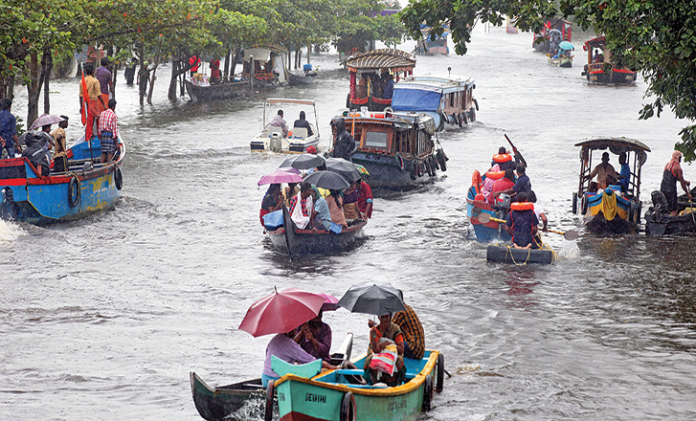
268, 109, 314, 139
356, 70, 395, 100
261, 300, 424, 388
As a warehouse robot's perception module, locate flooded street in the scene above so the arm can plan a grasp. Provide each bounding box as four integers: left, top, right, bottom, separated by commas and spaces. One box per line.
2, 25, 696, 421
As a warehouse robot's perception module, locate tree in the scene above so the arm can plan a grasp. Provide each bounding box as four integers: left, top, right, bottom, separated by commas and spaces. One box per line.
333, 0, 404, 56
400, 0, 696, 161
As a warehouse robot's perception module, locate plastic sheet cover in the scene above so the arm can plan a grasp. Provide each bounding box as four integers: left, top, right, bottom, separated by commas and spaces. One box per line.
391, 89, 441, 112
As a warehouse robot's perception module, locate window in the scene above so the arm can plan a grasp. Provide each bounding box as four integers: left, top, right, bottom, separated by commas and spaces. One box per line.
365, 131, 388, 149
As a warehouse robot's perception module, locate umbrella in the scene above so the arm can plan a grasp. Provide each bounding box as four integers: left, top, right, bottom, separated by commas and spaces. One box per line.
238, 287, 326, 337
303, 170, 351, 190
280, 153, 327, 170
325, 158, 363, 182
337, 284, 406, 316
316, 293, 340, 311
559, 41, 574, 51
29, 113, 65, 130
279, 167, 301, 174
258, 168, 303, 185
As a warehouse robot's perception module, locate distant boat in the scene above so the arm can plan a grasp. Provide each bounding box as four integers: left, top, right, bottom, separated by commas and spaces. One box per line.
250, 98, 322, 154
0, 135, 124, 225
415, 24, 449, 55
581, 37, 637, 85
391, 76, 478, 131
242, 45, 289, 89
532, 18, 572, 53
547, 54, 573, 68
185, 77, 248, 102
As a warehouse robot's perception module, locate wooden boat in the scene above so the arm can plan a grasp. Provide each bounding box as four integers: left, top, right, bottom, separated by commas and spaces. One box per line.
267, 205, 366, 257
250, 99, 322, 154
190, 373, 267, 421
391, 76, 478, 131
572, 137, 650, 234
486, 244, 554, 264
242, 46, 289, 89
330, 110, 447, 189
466, 170, 513, 243
532, 18, 572, 53
414, 25, 449, 55
273, 350, 444, 421
0, 135, 124, 225
345, 49, 416, 112
288, 72, 316, 86
581, 37, 637, 85
185, 77, 248, 102
644, 189, 696, 236
547, 54, 573, 68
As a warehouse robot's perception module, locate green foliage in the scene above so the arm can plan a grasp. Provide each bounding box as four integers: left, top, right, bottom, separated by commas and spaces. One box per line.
332, 0, 404, 55
401, 0, 696, 160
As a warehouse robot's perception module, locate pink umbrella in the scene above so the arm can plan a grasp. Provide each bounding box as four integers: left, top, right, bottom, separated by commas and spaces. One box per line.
258, 168, 303, 186
317, 293, 340, 311
29, 113, 66, 130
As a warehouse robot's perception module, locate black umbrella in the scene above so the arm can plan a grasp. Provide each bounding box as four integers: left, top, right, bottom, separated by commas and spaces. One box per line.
303, 170, 351, 190
279, 153, 327, 170
337, 284, 406, 316
325, 158, 362, 182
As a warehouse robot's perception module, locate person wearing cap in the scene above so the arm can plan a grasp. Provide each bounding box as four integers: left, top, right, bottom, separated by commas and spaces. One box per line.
661, 150, 691, 216
51, 116, 69, 172
293, 111, 314, 137
269, 110, 288, 137
587, 151, 618, 190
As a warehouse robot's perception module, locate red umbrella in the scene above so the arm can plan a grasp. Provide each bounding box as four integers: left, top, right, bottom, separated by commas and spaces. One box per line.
238, 287, 325, 337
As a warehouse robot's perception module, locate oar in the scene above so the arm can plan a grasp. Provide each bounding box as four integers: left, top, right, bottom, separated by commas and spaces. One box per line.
689, 198, 696, 226
504, 134, 527, 167
477, 213, 579, 241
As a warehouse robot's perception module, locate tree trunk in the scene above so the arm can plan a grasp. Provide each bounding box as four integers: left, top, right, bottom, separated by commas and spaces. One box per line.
230, 46, 241, 77
26, 52, 41, 127
224, 48, 231, 80
137, 47, 147, 105
43, 49, 53, 114
169, 58, 178, 101
147, 63, 159, 105
307, 46, 311, 64
111, 46, 118, 99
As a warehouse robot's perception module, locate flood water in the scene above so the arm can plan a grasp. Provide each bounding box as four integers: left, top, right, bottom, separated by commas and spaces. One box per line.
3, 25, 696, 421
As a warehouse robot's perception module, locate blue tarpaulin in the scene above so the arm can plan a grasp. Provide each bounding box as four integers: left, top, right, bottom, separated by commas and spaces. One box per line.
263, 210, 283, 230
391, 89, 442, 112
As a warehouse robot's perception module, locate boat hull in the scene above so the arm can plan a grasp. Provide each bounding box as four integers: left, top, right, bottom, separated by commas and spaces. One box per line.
190, 372, 266, 421
0, 138, 124, 225
267, 206, 366, 256
275, 351, 440, 421
581, 190, 639, 234
548, 56, 573, 67
466, 184, 512, 243
486, 244, 554, 264
185, 80, 248, 102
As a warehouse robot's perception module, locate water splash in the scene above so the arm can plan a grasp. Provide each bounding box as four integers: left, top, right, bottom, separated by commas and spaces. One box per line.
0, 219, 25, 244
559, 239, 580, 259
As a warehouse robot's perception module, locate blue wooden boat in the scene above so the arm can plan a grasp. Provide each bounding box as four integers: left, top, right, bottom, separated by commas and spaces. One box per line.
391, 76, 478, 131
273, 350, 444, 421
0, 136, 124, 225
330, 111, 448, 189
466, 170, 512, 243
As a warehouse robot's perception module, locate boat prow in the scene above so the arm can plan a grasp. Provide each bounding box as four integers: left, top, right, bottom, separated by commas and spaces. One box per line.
190, 372, 267, 421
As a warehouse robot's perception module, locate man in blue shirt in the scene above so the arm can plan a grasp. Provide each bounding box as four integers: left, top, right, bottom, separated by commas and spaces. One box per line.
618, 152, 631, 192
382, 74, 394, 100
494, 163, 531, 201
505, 192, 539, 249
0, 98, 19, 158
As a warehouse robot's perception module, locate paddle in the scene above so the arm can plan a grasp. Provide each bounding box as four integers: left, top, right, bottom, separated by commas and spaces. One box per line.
689, 199, 696, 226
477, 213, 579, 241
504, 134, 527, 167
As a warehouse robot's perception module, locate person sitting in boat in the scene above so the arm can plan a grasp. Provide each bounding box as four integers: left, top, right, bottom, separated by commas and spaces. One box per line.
294, 310, 332, 362
586, 152, 618, 191
363, 312, 407, 387
260, 183, 284, 227
293, 111, 314, 137
391, 301, 424, 360
311, 185, 332, 231
269, 110, 289, 137
491, 147, 517, 172
284, 182, 300, 207
342, 181, 361, 221
505, 192, 539, 250
592, 50, 604, 63
262, 329, 338, 387
21, 133, 50, 177
529, 190, 548, 248
357, 177, 373, 219
288, 182, 314, 229
618, 152, 631, 193
481, 164, 501, 201
332, 118, 357, 160
326, 189, 348, 229
382, 73, 395, 100
357, 74, 369, 99
660, 150, 692, 216
488, 168, 516, 206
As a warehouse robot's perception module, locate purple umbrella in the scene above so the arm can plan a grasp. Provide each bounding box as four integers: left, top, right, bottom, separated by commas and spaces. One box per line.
258, 168, 303, 185
29, 113, 66, 130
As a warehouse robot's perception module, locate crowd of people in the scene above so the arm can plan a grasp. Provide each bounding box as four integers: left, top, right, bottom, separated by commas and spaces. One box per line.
356, 70, 395, 100
261, 300, 424, 388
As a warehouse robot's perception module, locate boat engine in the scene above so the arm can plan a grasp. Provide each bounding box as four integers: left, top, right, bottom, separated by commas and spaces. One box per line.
649, 190, 670, 222
270, 133, 283, 152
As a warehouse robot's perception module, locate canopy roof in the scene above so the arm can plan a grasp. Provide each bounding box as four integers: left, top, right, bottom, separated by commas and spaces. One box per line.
265, 98, 316, 106
244, 45, 287, 62
584, 37, 607, 49
575, 137, 651, 153
346, 49, 416, 73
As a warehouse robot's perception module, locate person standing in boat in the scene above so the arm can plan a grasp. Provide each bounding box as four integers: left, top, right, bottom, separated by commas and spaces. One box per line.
293, 111, 314, 137
98, 99, 119, 163
586, 152, 618, 191
491, 146, 518, 172
50, 117, 69, 173
79, 63, 107, 141
332, 118, 357, 160
95, 58, 113, 107
505, 192, 539, 250
269, 110, 289, 137
382, 73, 395, 100
188, 54, 201, 76
618, 152, 631, 193
660, 150, 692, 216
0, 98, 19, 158
209, 58, 221, 83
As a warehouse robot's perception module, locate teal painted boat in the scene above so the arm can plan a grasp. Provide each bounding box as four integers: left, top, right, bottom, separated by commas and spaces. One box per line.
272, 350, 444, 421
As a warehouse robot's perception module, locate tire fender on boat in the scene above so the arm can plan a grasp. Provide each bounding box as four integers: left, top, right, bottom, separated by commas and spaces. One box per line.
451, 113, 458, 127
436, 353, 445, 393
437, 150, 447, 172
474, 98, 479, 111
68, 175, 80, 208
395, 153, 405, 171
461, 112, 468, 125
581, 195, 589, 215
264, 380, 275, 421
422, 375, 434, 411
456, 113, 463, 127
572, 192, 578, 214
114, 166, 123, 190
340, 392, 356, 421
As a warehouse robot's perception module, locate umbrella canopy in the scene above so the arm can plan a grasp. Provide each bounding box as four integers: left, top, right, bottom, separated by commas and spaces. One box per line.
303, 170, 351, 190
337, 284, 406, 316
258, 168, 303, 186
316, 293, 340, 311
325, 158, 363, 182
280, 154, 327, 170
238, 287, 326, 337
279, 167, 301, 174
29, 113, 65, 130
559, 41, 574, 51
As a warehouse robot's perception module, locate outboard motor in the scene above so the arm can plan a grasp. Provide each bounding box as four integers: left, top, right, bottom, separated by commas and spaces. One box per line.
651, 190, 669, 222
270, 133, 283, 152
494, 193, 512, 220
